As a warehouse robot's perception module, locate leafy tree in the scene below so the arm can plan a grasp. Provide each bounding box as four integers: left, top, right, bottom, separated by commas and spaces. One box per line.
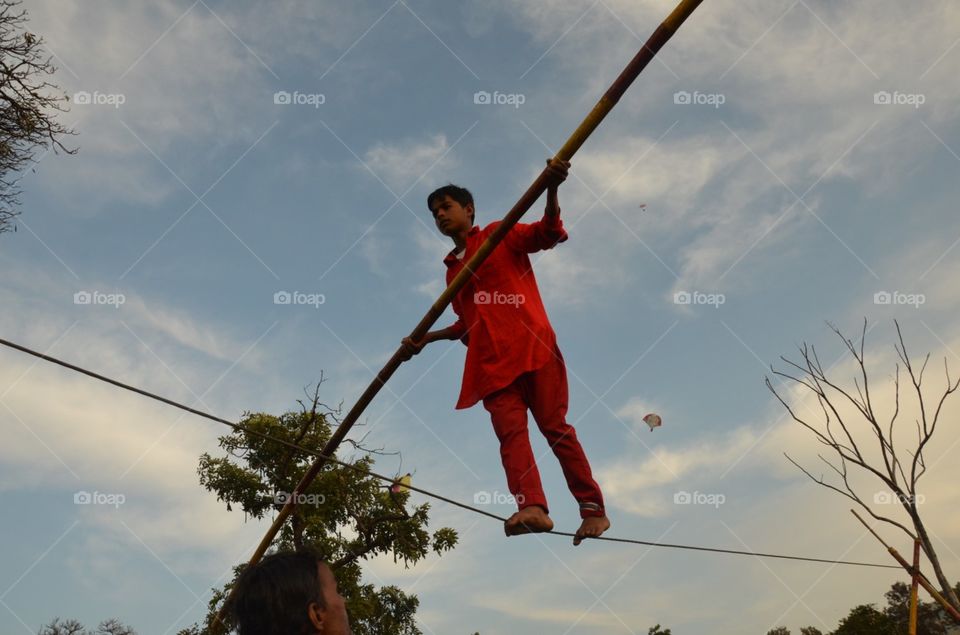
39, 618, 135, 635
0, 0, 76, 234
181, 386, 458, 634
883, 581, 948, 635
762, 622, 828, 633
831, 604, 898, 635
648, 625, 671, 635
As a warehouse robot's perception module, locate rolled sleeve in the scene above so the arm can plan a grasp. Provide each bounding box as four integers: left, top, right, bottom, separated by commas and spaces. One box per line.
541, 211, 568, 245
506, 212, 568, 253
448, 318, 469, 345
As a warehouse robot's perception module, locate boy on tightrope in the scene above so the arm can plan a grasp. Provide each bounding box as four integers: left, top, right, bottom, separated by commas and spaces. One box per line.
400, 159, 610, 546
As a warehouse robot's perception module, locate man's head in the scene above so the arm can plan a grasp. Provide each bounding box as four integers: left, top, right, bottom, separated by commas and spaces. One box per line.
427, 184, 474, 236
231, 550, 350, 635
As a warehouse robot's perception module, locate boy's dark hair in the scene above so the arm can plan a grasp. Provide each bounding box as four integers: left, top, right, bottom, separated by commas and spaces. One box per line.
427, 184, 474, 224
231, 550, 327, 635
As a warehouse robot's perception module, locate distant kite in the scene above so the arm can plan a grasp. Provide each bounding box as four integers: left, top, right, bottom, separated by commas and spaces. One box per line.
643, 413, 662, 431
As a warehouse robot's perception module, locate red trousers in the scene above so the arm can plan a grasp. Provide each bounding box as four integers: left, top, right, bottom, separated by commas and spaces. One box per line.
481, 346, 605, 519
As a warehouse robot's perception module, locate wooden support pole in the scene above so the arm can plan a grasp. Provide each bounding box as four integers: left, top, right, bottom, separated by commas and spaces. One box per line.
909, 538, 921, 635
851, 510, 960, 623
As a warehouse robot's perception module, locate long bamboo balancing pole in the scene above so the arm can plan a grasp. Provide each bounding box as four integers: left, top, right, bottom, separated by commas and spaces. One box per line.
213, 0, 706, 628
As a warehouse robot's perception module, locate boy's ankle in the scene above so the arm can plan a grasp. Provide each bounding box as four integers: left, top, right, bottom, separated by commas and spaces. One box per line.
519, 503, 550, 516
578, 501, 604, 518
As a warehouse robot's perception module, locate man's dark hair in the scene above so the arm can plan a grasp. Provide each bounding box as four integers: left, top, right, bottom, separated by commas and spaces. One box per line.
427, 184, 474, 224
231, 550, 327, 634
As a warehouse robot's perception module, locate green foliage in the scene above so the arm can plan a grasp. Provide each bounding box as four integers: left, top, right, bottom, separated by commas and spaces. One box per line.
882, 581, 949, 635
648, 625, 671, 635
39, 618, 135, 635
767, 628, 791, 635
184, 399, 459, 634
824, 578, 960, 635
831, 604, 898, 635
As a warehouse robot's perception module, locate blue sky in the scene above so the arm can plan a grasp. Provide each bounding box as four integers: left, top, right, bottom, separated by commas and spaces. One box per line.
2, 0, 960, 633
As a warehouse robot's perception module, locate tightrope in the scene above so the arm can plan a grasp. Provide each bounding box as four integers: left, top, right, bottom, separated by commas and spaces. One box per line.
0, 336, 900, 569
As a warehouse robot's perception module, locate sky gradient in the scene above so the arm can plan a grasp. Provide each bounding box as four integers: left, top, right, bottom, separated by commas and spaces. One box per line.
2, 1, 960, 633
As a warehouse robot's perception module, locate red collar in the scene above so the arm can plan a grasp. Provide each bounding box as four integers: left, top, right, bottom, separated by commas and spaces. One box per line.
443, 225, 480, 266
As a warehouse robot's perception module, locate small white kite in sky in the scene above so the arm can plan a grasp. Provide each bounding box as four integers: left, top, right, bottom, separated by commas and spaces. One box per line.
643, 413, 662, 431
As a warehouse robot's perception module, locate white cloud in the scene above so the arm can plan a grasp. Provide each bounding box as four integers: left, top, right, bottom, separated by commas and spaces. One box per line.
494, 0, 960, 306
614, 395, 666, 432
364, 134, 455, 193
474, 591, 634, 628
598, 426, 759, 517
122, 296, 268, 367
575, 133, 729, 220
23, 0, 294, 213
600, 318, 960, 534
1, 264, 268, 370
0, 265, 285, 567
410, 221, 455, 300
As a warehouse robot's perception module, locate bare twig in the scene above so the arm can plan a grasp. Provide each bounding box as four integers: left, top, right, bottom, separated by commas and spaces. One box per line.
768, 320, 960, 612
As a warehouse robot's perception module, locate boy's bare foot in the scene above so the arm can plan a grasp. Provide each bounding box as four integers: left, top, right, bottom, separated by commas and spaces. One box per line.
573, 515, 610, 546
504, 506, 554, 536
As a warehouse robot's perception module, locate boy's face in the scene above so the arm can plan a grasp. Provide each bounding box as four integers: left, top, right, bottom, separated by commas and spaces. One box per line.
430, 195, 473, 237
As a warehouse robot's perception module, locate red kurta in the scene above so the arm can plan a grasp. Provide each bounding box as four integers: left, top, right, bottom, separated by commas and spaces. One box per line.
443, 212, 568, 409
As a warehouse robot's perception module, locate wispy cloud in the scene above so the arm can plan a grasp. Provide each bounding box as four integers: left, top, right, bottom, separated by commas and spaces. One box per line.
363, 133, 455, 193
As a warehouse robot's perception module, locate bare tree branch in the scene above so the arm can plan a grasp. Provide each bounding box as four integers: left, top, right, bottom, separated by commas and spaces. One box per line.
768, 321, 960, 611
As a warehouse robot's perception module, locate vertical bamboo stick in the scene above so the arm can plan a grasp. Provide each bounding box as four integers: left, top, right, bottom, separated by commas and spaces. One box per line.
851, 510, 960, 623
909, 538, 920, 635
